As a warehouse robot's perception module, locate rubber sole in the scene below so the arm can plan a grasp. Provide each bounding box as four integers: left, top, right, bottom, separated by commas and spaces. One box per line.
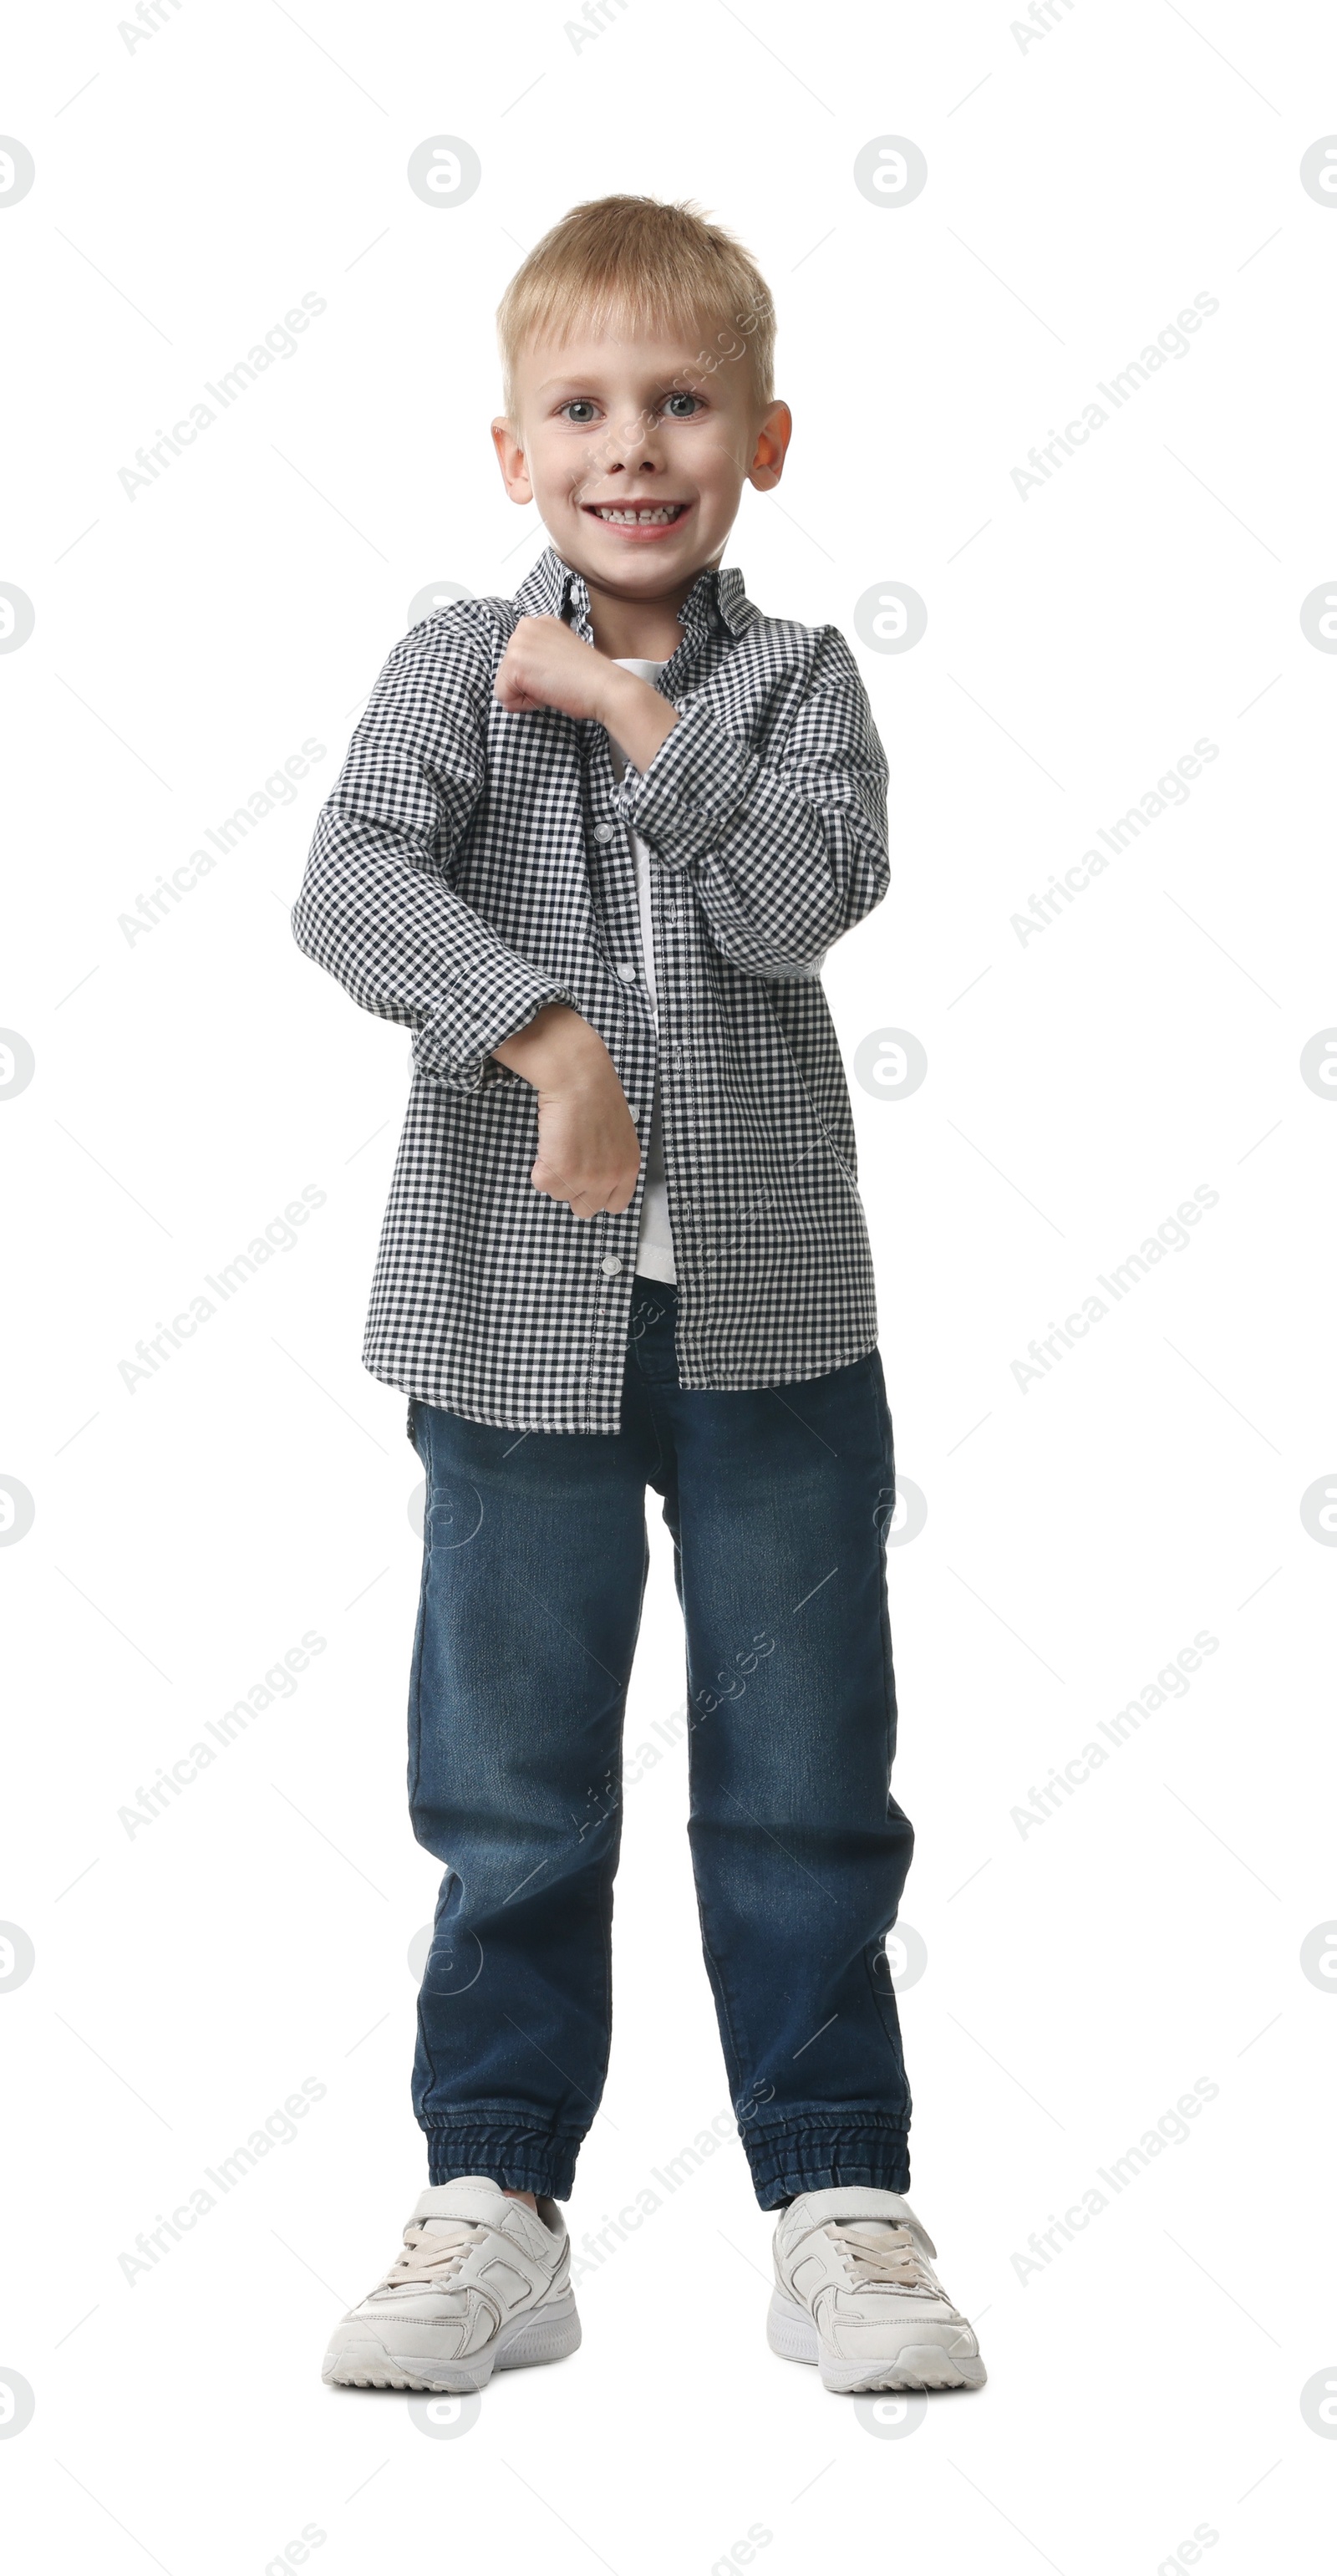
323, 2289, 582, 2393
767, 2288, 986, 2394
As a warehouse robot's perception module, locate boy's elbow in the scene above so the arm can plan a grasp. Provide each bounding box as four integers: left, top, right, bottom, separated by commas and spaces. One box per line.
290, 876, 314, 953
818, 820, 890, 950
736, 942, 829, 982
290, 880, 326, 965
857, 844, 891, 928
837, 797, 890, 929
290, 825, 343, 960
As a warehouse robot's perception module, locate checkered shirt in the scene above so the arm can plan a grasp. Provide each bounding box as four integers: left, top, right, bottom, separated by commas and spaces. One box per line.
291, 546, 889, 1434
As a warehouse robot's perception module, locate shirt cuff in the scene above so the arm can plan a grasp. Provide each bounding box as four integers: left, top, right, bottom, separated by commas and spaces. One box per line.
610, 704, 755, 869
413, 966, 579, 1094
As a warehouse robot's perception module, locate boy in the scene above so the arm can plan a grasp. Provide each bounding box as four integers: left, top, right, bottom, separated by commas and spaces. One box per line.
292, 196, 984, 2400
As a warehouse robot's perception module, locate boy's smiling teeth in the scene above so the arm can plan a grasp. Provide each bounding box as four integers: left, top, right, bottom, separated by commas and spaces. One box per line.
587, 502, 687, 524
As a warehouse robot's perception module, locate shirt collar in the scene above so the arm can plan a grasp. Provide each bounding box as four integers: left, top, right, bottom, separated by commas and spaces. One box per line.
513, 545, 754, 648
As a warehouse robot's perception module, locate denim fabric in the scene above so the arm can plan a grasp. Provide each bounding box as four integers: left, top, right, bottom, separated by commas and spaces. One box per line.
406, 1277, 914, 2208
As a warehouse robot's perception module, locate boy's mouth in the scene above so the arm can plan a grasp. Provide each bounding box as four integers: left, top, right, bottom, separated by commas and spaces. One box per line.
581, 501, 692, 540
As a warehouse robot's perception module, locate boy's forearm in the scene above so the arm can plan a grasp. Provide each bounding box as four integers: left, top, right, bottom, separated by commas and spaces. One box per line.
596, 665, 679, 773
491, 999, 611, 1088
611, 639, 889, 978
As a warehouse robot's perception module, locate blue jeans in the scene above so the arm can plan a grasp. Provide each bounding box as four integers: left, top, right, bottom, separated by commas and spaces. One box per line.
406, 1277, 914, 2208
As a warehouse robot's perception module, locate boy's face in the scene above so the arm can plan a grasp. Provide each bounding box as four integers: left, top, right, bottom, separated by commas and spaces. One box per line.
492, 319, 791, 605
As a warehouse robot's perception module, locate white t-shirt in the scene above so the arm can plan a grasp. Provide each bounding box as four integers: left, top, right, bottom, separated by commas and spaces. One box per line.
607, 658, 676, 1285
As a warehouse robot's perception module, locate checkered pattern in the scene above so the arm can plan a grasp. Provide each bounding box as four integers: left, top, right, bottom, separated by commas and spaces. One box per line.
291, 547, 890, 1434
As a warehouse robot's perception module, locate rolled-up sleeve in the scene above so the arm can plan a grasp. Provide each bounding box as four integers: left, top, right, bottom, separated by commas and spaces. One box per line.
292, 619, 577, 1092
611, 624, 889, 979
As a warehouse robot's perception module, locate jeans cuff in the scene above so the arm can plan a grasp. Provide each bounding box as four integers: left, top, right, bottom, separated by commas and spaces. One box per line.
742, 2117, 912, 2209
419, 2120, 585, 2200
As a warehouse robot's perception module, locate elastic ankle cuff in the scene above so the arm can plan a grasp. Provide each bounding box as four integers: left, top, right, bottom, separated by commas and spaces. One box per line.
419, 2121, 584, 2201
743, 2118, 911, 2210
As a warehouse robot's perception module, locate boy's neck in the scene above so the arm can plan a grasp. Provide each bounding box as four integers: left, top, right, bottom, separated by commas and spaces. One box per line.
576, 561, 716, 664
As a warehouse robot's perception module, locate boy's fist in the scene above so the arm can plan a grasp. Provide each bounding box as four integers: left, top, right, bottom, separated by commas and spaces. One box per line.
491, 1001, 642, 1217
492, 619, 680, 770
531, 1061, 643, 1219
494, 616, 610, 723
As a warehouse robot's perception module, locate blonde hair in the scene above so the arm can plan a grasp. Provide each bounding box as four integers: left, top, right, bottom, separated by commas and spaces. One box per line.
496, 194, 775, 426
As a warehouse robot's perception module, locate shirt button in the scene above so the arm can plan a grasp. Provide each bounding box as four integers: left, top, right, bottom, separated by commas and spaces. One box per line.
616, 961, 638, 983
593, 822, 615, 843
600, 1254, 623, 1276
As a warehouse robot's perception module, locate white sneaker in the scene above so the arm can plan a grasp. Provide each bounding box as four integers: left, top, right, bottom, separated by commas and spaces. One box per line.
768, 2187, 985, 2394
323, 2176, 581, 2393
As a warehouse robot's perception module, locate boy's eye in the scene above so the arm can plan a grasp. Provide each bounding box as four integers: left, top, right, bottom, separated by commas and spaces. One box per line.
558, 399, 599, 423
662, 393, 702, 419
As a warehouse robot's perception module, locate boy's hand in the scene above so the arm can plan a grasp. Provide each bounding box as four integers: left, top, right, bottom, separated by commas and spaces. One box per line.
494, 617, 613, 723
492, 1001, 642, 1217
494, 617, 680, 770
531, 1058, 643, 1218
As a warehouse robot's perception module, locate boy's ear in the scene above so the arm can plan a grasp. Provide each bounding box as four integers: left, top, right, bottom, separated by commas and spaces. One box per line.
747, 400, 792, 494
491, 415, 534, 506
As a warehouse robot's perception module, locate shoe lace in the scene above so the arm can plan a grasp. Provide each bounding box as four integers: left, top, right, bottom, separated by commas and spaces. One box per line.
824, 2220, 938, 2297
380, 2218, 487, 2295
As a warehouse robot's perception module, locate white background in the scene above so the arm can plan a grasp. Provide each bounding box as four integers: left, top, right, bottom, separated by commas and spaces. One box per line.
3, 3, 1335, 2568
